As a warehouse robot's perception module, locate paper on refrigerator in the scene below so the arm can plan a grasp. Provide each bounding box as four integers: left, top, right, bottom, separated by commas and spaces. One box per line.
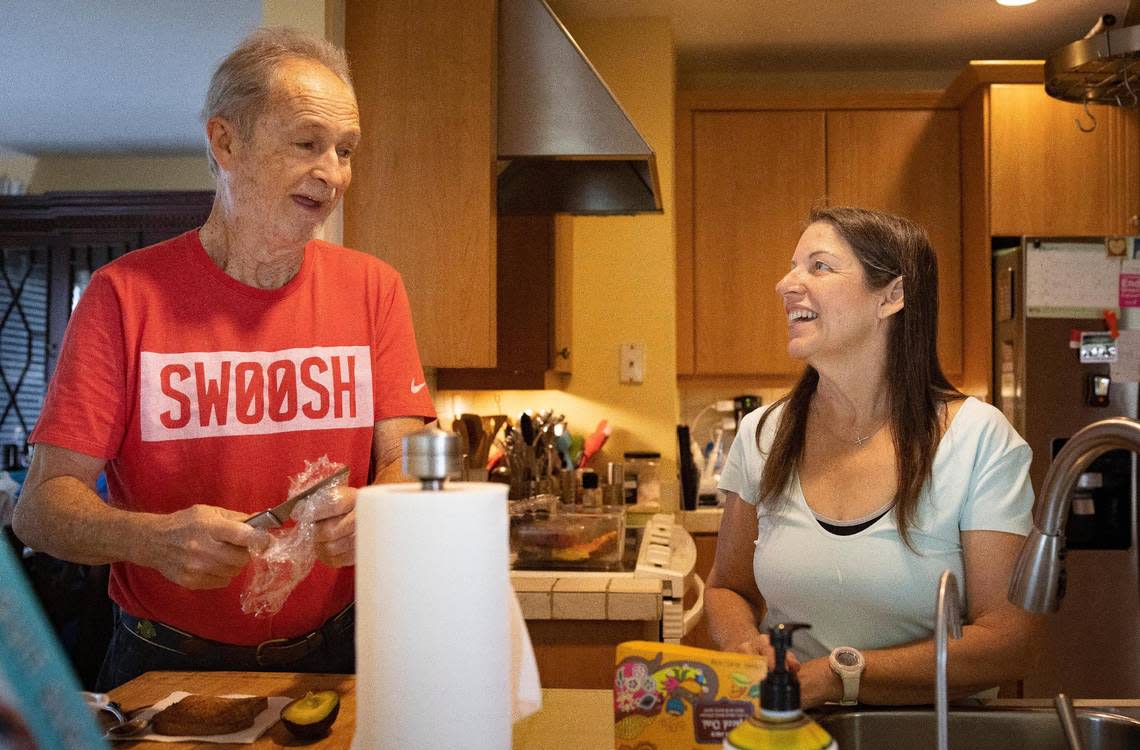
1110, 330, 1140, 382
1025, 241, 1120, 318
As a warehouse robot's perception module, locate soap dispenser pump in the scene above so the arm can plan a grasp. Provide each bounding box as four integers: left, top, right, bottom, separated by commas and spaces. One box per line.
723, 623, 837, 750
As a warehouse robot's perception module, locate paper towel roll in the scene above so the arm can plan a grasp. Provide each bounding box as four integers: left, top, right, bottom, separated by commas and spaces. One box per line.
353, 481, 511, 749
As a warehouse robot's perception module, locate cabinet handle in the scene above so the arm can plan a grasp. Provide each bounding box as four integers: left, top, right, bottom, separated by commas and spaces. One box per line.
1131, 215, 1139, 228
556, 347, 570, 359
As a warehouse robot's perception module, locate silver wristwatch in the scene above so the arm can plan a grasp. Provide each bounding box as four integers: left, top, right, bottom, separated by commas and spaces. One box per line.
829, 646, 865, 705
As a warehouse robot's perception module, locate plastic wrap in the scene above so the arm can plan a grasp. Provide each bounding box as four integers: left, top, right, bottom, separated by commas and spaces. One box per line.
241, 456, 348, 618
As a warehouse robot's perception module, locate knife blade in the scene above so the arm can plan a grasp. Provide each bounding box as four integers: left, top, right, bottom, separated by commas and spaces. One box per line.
244, 466, 350, 529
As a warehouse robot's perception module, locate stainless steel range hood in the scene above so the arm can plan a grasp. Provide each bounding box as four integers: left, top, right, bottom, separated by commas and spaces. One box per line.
497, 0, 662, 215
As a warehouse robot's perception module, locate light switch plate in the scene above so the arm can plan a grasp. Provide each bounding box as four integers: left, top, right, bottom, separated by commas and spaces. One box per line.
620, 342, 645, 384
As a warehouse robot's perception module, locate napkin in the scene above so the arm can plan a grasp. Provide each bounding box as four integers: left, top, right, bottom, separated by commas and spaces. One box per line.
510, 590, 542, 722
106, 692, 291, 744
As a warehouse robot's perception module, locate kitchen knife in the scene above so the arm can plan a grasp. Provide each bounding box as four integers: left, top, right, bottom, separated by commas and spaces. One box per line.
244, 466, 350, 529
460, 413, 486, 468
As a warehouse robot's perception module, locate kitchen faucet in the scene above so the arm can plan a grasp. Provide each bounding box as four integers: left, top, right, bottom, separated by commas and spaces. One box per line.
935, 569, 963, 750
1008, 416, 1140, 612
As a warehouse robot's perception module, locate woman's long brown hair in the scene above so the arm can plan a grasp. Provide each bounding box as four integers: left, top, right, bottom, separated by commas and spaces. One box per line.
755, 206, 962, 549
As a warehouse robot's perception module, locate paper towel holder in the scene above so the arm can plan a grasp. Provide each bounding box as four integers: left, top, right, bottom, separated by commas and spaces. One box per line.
403, 425, 462, 490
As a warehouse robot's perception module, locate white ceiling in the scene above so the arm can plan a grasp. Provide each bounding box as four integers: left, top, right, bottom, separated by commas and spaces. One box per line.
0, 0, 260, 154
552, 0, 1131, 74
0, 0, 1130, 155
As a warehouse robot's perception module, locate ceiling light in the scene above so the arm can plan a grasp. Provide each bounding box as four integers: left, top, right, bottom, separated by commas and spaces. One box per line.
996, 0, 1038, 6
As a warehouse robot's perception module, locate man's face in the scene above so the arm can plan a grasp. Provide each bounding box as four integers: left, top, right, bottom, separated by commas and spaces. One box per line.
223, 58, 360, 246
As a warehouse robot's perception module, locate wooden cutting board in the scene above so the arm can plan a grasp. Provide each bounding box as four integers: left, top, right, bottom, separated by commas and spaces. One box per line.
108, 671, 355, 749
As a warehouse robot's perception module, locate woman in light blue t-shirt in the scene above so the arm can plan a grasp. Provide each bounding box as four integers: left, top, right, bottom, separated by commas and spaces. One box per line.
705, 206, 1045, 708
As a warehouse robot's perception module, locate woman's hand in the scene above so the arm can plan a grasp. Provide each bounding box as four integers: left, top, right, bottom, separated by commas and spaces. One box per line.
731, 633, 802, 675
796, 657, 842, 708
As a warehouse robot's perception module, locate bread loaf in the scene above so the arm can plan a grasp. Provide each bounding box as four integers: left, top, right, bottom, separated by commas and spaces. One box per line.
152, 694, 268, 736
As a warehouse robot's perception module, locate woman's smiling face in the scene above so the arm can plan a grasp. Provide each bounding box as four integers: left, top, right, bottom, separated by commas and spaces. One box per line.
775, 221, 892, 364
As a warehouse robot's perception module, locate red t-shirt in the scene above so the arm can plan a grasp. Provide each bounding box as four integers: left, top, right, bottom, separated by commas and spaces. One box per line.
31, 230, 436, 644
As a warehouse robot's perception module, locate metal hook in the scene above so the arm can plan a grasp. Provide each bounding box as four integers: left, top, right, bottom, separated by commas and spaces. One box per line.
1076, 97, 1097, 133
1121, 64, 1140, 107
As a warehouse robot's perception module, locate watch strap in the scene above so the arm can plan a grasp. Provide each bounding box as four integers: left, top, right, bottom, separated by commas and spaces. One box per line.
829, 646, 864, 705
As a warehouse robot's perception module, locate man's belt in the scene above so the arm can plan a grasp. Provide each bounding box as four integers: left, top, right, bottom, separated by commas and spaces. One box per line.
119, 604, 354, 668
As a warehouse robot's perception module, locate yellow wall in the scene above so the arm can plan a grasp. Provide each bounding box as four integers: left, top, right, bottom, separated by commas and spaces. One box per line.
436, 17, 681, 507
0, 148, 37, 192
30, 155, 214, 192
261, 0, 326, 31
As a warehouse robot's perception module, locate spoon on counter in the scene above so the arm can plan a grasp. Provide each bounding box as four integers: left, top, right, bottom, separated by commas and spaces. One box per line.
104, 715, 152, 739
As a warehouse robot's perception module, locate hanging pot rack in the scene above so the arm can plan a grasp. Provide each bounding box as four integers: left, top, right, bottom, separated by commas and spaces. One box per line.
1045, 13, 1140, 108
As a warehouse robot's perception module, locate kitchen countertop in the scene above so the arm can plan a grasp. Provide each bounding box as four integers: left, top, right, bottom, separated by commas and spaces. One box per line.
105, 671, 612, 749
105, 672, 1140, 749
679, 507, 723, 534
511, 573, 662, 621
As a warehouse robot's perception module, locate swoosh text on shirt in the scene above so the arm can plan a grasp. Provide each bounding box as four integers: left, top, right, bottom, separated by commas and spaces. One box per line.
410, 379, 427, 394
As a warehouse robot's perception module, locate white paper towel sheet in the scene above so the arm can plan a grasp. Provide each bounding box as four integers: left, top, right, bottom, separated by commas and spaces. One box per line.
353, 482, 541, 749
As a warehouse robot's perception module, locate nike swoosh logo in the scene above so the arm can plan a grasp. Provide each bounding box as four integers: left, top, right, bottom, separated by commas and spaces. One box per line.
410, 379, 427, 394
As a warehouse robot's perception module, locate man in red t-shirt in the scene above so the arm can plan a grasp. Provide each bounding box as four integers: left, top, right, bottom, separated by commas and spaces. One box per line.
13, 28, 436, 689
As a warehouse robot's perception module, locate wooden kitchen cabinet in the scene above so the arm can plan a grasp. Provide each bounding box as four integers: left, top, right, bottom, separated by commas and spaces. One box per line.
436, 214, 574, 389
950, 63, 1140, 399
689, 110, 826, 376
826, 110, 962, 377
344, 1, 497, 368
989, 84, 1140, 237
679, 100, 963, 379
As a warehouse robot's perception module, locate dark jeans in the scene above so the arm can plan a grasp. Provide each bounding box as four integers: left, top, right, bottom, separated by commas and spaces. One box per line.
94, 606, 355, 691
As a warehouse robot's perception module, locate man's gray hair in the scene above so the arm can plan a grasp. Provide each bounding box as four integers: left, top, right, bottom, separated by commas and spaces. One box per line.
202, 27, 354, 173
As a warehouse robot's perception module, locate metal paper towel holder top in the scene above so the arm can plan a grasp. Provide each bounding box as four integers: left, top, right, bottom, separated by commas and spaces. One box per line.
403, 426, 463, 490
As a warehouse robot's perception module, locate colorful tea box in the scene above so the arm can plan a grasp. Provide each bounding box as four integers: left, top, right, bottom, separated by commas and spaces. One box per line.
614, 641, 767, 749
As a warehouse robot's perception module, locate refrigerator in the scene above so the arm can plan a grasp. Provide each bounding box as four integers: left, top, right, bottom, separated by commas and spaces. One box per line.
993, 238, 1140, 698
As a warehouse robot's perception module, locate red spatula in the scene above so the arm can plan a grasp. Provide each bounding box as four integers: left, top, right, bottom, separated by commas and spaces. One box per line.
577, 420, 611, 468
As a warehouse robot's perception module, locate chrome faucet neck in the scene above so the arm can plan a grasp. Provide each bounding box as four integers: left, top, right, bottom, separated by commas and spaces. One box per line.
1008, 417, 1140, 613
935, 570, 963, 750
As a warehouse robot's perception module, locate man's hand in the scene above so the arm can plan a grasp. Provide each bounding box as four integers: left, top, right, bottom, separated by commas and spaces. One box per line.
147, 505, 266, 589
309, 485, 356, 568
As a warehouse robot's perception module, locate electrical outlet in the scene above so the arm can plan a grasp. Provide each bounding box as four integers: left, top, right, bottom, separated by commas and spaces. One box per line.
620, 342, 645, 384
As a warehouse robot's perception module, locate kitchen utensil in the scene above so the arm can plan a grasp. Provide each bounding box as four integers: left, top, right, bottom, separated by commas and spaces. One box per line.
451, 417, 470, 461
461, 413, 487, 468
104, 714, 152, 739
81, 692, 125, 724
569, 433, 585, 466
244, 466, 350, 529
555, 424, 573, 469
484, 414, 508, 445
577, 420, 611, 468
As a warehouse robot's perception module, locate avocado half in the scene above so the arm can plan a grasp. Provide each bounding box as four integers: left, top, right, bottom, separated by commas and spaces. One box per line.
280, 690, 341, 739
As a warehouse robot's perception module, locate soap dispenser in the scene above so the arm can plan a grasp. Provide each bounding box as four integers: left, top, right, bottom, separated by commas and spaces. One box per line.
723, 623, 837, 750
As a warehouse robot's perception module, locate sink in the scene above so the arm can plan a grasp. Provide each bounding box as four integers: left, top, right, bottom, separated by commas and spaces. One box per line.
813, 707, 1140, 750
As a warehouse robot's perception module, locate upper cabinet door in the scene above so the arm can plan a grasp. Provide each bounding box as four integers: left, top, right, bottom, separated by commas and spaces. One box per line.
826, 110, 963, 378
692, 111, 826, 375
990, 84, 1140, 237
344, 0, 497, 368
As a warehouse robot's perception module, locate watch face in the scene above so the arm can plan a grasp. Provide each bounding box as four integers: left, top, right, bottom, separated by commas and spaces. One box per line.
835, 650, 860, 668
